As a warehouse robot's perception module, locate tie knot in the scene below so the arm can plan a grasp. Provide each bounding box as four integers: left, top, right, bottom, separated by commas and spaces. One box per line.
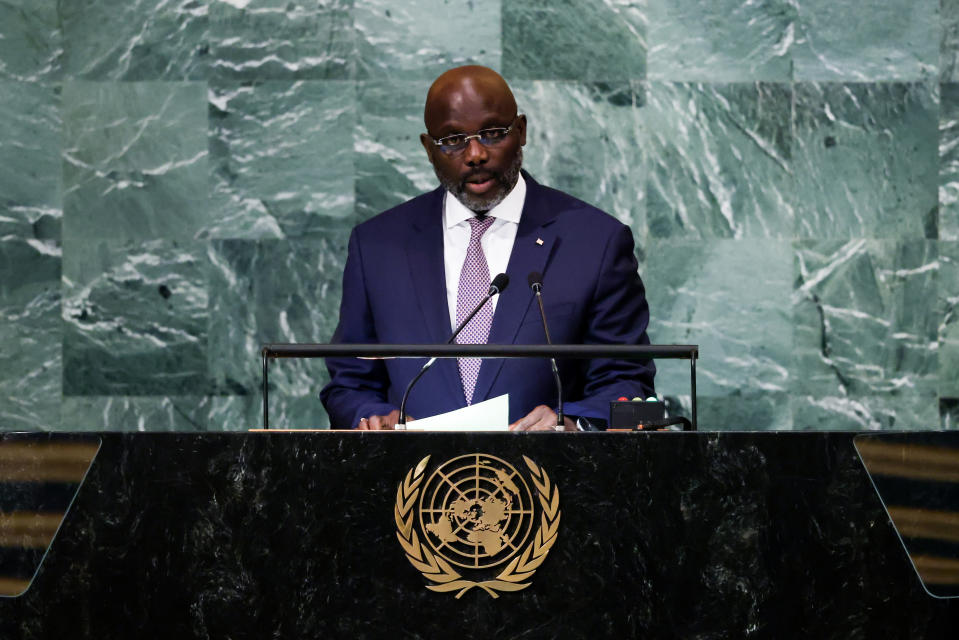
469, 215, 495, 239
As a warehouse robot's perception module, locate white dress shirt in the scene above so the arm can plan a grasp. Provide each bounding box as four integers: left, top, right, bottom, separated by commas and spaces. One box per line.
443, 173, 526, 330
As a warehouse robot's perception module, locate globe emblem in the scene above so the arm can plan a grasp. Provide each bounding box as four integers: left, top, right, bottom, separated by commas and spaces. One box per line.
418, 454, 535, 569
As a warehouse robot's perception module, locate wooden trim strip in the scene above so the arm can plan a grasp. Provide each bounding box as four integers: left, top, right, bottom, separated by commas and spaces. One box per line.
912, 554, 959, 585
0, 512, 63, 548
0, 577, 31, 597
886, 506, 959, 544
856, 441, 959, 483
0, 442, 98, 482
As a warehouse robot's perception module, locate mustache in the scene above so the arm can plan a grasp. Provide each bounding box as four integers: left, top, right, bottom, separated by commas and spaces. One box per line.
460, 170, 504, 187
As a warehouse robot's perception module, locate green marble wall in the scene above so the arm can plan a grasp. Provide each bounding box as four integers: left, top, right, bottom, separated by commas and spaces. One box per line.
1, 0, 956, 431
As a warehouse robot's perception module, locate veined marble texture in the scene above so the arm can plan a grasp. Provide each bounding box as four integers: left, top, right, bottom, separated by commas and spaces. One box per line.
0, 82, 62, 241
208, 392, 333, 429
0, 239, 61, 430
941, 83, 959, 241
0, 0, 61, 82
696, 393, 792, 431
62, 81, 209, 241
794, 392, 940, 430
60, 395, 211, 431
647, 0, 794, 82
515, 81, 646, 237
646, 82, 793, 238
60, 393, 329, 430
503, 0, 646, 80
940, 242, 959, 398
793, 240, 939, 427
210, 0, 355, 80
208, 80, 356, 238
792, 0, 938, 81
62, 239, 208, 396
60, 0, 208, 80
646, 238, 793, 405
944, 0, 959, 82
207, 236, 347, 427
354, 79, 435, 219
1, 1, 958, 430
354, 0, 500, 79
793, 82, 938, 239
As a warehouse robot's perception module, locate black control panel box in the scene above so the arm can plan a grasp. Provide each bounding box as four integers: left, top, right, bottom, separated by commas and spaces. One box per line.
609, 400, 667, 430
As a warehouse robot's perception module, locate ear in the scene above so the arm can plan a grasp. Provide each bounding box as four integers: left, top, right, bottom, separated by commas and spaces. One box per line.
420, 133, 437, 165
515, 114, 527, 146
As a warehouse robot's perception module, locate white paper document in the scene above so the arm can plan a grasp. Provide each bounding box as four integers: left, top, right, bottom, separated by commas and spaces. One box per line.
404, 394, 510, 431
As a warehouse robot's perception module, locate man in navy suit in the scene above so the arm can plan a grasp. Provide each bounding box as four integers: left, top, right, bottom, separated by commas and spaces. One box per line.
321, 66, 654, 430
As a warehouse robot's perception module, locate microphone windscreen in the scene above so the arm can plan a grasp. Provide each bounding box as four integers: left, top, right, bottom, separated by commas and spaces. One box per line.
527, 271, 543, 289
490, 272, 510, 294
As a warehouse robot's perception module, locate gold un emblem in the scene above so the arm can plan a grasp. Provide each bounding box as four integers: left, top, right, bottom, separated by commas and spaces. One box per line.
394, 453, 561, 598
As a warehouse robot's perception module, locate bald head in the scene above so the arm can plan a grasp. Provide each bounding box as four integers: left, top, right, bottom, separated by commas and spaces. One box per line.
423, 66, 517, 134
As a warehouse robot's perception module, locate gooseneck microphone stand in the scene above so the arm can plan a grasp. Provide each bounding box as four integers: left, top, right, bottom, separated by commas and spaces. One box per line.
527, 271, 564, 430
396, 273, 510, 429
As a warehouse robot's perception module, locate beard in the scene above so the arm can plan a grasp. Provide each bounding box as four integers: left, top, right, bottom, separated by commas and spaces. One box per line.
436, 148, 523, 213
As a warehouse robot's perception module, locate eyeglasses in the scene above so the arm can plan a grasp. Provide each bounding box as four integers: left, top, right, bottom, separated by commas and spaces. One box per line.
428, 117, 519, 155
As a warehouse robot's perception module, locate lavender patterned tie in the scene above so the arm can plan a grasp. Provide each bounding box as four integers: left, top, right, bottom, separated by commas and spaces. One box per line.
456, 215, 496, 404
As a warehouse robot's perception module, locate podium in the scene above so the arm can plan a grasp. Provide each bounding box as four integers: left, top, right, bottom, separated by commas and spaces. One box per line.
1, 431, 957, 638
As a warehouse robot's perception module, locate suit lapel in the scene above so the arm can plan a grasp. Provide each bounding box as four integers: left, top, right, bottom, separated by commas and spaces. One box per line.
406, 188, 450, 344
405, 188, 466, 406
471, 175, 558, 404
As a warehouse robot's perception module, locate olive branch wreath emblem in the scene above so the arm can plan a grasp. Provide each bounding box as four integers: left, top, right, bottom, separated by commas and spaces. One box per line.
394, 454, 561, 599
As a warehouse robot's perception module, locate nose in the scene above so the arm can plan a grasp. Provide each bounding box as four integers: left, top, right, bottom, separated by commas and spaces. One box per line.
462, 136, 489, 166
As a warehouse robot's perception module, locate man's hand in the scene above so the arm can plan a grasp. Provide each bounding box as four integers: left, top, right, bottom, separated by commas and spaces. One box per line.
509, 405, 577, 431
357, 410, 413, 430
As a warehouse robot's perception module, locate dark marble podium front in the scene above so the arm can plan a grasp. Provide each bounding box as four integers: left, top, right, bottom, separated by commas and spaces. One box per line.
1, 431, 956, 639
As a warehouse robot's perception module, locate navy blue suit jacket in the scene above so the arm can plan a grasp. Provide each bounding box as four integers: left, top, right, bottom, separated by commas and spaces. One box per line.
321, 173, 655, 428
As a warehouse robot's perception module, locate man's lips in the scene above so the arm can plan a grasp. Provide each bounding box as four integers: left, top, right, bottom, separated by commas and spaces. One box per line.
463, 173, 497, 194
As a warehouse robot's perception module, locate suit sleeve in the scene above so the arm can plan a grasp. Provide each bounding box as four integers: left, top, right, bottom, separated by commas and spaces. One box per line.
320, 229, 399, 428
561, 224, 656, 421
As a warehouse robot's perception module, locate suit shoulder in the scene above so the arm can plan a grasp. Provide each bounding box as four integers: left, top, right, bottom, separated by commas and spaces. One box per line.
353, 188, 441, 239
533, 182, 627, 234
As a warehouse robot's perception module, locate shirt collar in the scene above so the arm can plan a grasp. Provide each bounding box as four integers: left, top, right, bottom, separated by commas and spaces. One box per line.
444, 172, 527, 229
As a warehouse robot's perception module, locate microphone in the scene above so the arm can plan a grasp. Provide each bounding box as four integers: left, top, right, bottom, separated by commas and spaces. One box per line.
397, 272, 510, 429
527, 271, 564, 429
